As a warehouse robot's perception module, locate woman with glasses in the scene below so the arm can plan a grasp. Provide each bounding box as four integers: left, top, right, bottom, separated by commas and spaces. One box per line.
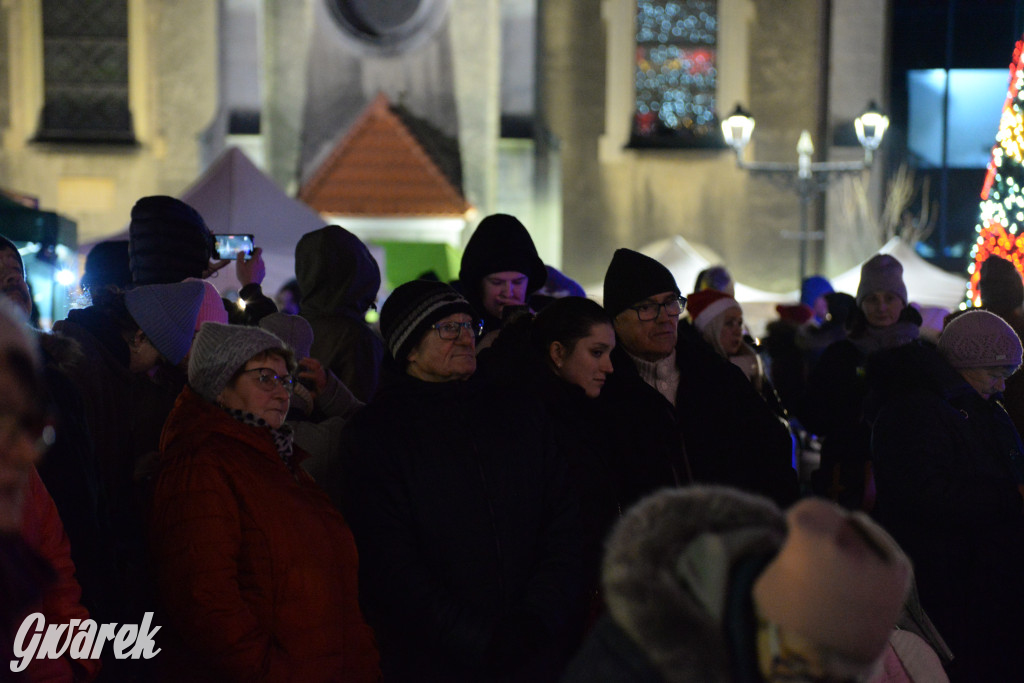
340, 280, 583, 682
149, 322, 379, 682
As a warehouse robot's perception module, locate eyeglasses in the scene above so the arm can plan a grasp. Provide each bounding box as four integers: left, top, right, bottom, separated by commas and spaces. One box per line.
628, 296, 686, 321
241, 368, 295, 394
432, 320, 483, 340
0, 411, 56, 459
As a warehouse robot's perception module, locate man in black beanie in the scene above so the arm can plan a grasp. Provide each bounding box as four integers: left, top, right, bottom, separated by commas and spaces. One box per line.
600, 248, 798, 509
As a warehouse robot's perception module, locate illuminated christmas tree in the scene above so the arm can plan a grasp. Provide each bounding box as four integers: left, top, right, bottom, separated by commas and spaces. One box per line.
967, 37, 1024, 306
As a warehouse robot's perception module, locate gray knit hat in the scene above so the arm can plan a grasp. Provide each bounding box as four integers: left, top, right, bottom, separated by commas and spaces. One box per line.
188, 322, 289, 402
856, 254, 907, 306
259, 312, 314, 359
124, 280, 205, 366
379, 280, 475, 363
939, 309, 1023, 370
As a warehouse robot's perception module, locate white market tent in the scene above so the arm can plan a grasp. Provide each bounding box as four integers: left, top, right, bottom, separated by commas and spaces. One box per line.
586, 234, 967, 336
178, 147, 328, 295
81, 147, 341, 296
830, 236, 968, 310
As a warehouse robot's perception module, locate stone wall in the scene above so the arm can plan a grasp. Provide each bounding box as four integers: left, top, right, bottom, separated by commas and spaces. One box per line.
0, 0, 218, 244
541, 0, 890, 292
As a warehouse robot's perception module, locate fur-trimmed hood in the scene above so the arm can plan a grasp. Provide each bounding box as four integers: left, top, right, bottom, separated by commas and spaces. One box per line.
602, 486, 786, 683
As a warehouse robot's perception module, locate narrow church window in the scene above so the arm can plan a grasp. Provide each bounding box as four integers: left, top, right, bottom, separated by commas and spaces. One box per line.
631, 0, 719, 148
36, 0, 134, 144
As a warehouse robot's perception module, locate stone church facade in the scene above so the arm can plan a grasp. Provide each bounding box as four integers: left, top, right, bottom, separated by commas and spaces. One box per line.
0, 0, 888, 292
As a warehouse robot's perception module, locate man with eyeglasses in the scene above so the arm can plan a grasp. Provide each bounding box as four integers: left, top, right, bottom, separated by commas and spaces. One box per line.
600, 248, 798, 508
339, 279, 583, 682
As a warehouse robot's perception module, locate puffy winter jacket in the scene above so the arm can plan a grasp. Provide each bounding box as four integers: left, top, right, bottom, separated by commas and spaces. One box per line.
150, 386, 379, 682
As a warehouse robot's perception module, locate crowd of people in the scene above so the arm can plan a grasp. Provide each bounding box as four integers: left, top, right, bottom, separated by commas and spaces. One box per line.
1, 195, 1023, 681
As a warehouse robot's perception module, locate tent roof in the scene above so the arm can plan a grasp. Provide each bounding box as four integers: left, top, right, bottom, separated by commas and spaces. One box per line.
830, 237, 967, 310
80, 147, 327, 295
299, 93, 471, 217
179, 147, 327, 293
584, 234, 966, 336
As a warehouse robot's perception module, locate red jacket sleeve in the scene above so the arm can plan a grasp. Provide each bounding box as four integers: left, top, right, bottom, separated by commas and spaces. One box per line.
19, 467, 101, 682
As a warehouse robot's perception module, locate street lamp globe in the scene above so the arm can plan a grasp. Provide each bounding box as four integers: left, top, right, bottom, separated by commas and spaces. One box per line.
721, 103, 755, 155
855, 101, 889, 156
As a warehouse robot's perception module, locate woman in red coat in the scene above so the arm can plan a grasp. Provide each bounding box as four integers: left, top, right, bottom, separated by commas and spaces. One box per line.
149, 321, 378, 682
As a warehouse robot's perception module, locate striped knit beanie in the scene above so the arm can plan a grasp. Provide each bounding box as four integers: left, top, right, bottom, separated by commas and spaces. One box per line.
380, 280, 475, 364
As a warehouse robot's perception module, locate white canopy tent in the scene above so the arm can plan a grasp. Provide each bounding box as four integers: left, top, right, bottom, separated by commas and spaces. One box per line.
178, 147, 330, 295
585, 234, 967, 337
829, 237, 968, 310
80, 147, 365, 297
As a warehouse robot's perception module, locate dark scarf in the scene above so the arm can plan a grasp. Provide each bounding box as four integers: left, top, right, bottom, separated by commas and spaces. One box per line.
223, 407, 295, 465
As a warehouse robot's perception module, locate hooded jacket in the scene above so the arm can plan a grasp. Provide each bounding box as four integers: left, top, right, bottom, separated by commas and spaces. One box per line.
296, 226, 384, 402
867, 341, 1024, 681
562, 486, 786, 683
150, 386, 379, 682
457, 214, 547, 334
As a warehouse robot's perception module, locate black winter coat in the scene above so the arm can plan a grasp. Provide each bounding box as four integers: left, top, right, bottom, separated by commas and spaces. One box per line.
340, 367, 583, 682
477, 329, 626, 623
867, 342, 1024, 681
599, 321, 798, 509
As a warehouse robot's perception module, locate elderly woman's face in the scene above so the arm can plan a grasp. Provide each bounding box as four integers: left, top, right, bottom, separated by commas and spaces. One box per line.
217, 353, 291, 428
959, 365, 1016, 400
406, 312, 477, 382
861, 291, 903, 328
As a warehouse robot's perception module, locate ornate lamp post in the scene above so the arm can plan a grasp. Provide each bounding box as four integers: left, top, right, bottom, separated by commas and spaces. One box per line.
721, 102, 889, 287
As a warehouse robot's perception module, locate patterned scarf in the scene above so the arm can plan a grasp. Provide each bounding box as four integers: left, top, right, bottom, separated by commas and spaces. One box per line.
223, 407, 295, 465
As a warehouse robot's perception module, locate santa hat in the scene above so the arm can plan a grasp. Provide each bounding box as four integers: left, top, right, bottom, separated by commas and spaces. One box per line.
686, 289, 740, 331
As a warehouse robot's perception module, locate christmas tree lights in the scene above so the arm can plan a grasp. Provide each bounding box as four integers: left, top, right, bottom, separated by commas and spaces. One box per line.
968, 37, 1024, 306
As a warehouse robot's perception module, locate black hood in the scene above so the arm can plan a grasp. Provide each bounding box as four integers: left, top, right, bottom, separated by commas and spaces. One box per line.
457, 214, 547, 311
295, 225, 380, 316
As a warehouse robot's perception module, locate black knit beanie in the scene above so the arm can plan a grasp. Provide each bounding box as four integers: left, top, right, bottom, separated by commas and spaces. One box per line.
458, 214, 547, 296
129, 196, 213, 285
0, 234, 24, 272
380, 280, 476, 364
602, 248, 680, 317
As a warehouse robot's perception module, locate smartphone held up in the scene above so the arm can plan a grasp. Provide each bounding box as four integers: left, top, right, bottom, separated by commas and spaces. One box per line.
213, 234, 255, 261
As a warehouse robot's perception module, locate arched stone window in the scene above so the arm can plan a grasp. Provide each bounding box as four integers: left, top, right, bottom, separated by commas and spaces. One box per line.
631, 0, 719, 148
36, 0, 134, 143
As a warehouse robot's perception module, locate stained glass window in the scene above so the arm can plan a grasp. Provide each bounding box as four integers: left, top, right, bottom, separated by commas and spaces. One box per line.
632, 0, 719, 148
36, 0, 134, 143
